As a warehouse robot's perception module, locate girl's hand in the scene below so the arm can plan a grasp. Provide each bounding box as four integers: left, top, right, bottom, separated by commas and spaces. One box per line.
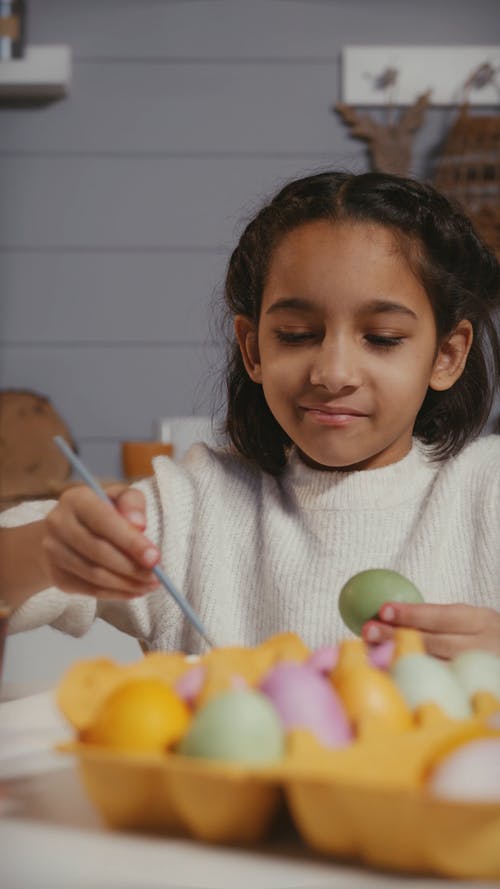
42, 484, 161, 599
362, 601, 500, 658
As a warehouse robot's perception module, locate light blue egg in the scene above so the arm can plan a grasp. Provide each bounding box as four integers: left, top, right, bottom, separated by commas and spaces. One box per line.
450, 650, 500, 700
390, 653, 471, 719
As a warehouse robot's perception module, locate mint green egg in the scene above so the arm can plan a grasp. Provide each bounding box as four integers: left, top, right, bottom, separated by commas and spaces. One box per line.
390, 653, 472, 719
177, 689, 285, 764
339, 568, 424, 636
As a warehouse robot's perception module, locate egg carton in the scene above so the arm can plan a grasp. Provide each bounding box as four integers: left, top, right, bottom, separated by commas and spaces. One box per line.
60, 708, 500, 881
56, 634, 500, 881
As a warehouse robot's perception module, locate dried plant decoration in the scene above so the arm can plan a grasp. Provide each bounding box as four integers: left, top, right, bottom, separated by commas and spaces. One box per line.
335, 90, 431, 176
334, 66, 431, 176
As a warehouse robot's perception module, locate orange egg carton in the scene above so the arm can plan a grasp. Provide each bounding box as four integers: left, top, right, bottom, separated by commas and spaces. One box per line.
56, 633, 500, 881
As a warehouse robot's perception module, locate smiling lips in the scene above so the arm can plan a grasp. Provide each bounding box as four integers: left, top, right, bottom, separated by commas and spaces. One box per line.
301, 405, 368, 426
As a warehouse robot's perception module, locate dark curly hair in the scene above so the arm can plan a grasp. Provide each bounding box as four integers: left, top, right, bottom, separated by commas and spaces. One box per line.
222, 170, 500, 475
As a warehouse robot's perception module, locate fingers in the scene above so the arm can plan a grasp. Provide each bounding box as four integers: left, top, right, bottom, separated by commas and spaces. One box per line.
43, 484, 161, 599
417, 632, 484, 660
362, 621, 477, 660
377, 601, 487, 635
46, 537, 159, 599
362, 620, 395, 646
106, 485, 147, 530
48, 486, 158, 570
43, 529, 159, 598
46, 506, 155, 583
361, 602, 500, 660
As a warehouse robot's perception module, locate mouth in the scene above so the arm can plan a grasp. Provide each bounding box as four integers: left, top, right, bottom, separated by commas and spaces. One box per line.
300, 405, 368, 426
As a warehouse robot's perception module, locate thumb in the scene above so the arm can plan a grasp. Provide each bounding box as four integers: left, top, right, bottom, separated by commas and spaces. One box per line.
104, 484, 147, 530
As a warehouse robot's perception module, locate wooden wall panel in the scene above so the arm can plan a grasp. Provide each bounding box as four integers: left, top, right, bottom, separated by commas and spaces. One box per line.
0, 154, 352, 249
0, 344, 224, 438
0, 251, 227, 343
0, 61, 357, 154
27, 0, 500, 59
1, 0, 498, 485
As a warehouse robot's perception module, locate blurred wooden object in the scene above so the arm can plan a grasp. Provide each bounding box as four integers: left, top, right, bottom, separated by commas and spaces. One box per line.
0, 389, 76, 511
121, 440, 173, 481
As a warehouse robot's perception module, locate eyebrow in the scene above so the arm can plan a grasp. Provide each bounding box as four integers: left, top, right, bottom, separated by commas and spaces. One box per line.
265, 297, 315, 315
358, 299, 418, 320
265, 296, 418, 320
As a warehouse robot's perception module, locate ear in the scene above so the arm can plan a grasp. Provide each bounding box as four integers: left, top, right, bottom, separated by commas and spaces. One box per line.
234, 315, 262, 384
429, 319, 473, 392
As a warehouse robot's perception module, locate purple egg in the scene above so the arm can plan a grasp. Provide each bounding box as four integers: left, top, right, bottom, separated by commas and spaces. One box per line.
260, 662, 352, 748
307, 645, 339, 674
368, 640, 395, 670
174, 664, 206, 704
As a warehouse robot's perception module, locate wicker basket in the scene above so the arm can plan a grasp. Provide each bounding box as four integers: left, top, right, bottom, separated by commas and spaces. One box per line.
434, 105, 500, 255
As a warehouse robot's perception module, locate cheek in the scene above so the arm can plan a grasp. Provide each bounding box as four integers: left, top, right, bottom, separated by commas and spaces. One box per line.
262, 366, 295, 404
260, 348, 307, 389
368, 361, 429, 419
380, 342, 436, 389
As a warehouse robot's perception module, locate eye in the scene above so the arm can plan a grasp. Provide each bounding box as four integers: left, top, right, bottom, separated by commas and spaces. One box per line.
365, 334, 405, 350
274, 330, 318, 345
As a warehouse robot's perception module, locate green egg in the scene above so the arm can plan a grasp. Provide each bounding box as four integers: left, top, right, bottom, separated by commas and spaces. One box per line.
338, 568, 424, 636
177, 689, 285, 764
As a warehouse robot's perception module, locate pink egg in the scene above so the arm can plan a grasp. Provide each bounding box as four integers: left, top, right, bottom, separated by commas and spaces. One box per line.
174, 664, 206, 704
307, 645, 338, 674
488, 712, 500, 730
260, 662, 352, 748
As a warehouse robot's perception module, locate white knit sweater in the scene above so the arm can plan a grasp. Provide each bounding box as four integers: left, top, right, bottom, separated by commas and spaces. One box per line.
4, 436, 500, 654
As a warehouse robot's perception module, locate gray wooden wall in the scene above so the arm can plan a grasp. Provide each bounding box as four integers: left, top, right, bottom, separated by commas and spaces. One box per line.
2, 0, 499, 480
2, 0, 499, 681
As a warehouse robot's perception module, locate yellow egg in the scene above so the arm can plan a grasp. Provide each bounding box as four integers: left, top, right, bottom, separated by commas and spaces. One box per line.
332, 640, 412, 736
82, 677, 190, 752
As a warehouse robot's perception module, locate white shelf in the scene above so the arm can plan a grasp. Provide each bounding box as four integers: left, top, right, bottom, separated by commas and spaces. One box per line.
0, 45, 71, 99
342, 46, 500, 106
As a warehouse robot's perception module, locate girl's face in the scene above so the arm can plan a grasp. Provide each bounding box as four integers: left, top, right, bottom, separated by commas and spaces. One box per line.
235, 220, 471, 471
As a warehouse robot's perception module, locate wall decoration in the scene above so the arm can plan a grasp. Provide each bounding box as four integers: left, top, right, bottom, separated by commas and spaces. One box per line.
335, 88, 431, 176
341, 46, 500, 106
335, 52, 500, 257
433, 65, 500, 256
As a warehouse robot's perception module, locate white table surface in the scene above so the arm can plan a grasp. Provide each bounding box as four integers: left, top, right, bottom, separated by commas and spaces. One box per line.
0, 687, 497, 889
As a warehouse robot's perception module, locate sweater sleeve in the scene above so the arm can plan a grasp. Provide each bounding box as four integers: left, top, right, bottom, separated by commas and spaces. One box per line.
0, 499, 99, 636
0, 458, 199, 648
0, 479, 166, 640
469, 436, 500, 609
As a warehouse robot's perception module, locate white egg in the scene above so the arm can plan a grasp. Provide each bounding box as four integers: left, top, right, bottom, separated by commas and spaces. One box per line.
390, 653, 471, 719
450, 650, 500, 700
428, 738, 500, 802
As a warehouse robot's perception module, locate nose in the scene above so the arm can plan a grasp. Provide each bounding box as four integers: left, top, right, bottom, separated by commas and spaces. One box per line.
309, 337, 361, 393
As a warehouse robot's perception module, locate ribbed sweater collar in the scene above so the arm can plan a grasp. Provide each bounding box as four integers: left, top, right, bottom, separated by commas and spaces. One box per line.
282, 439, 438, 510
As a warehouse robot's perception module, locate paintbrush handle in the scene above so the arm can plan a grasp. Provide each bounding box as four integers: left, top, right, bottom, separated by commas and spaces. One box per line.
53, 435, 213, 648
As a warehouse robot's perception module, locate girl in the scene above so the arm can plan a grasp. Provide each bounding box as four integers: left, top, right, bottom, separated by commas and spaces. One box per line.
1, 171, 499, 658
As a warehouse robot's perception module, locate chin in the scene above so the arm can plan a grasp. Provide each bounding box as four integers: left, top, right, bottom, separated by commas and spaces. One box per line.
298, 447, 365, 471
297, 438, 395, 471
